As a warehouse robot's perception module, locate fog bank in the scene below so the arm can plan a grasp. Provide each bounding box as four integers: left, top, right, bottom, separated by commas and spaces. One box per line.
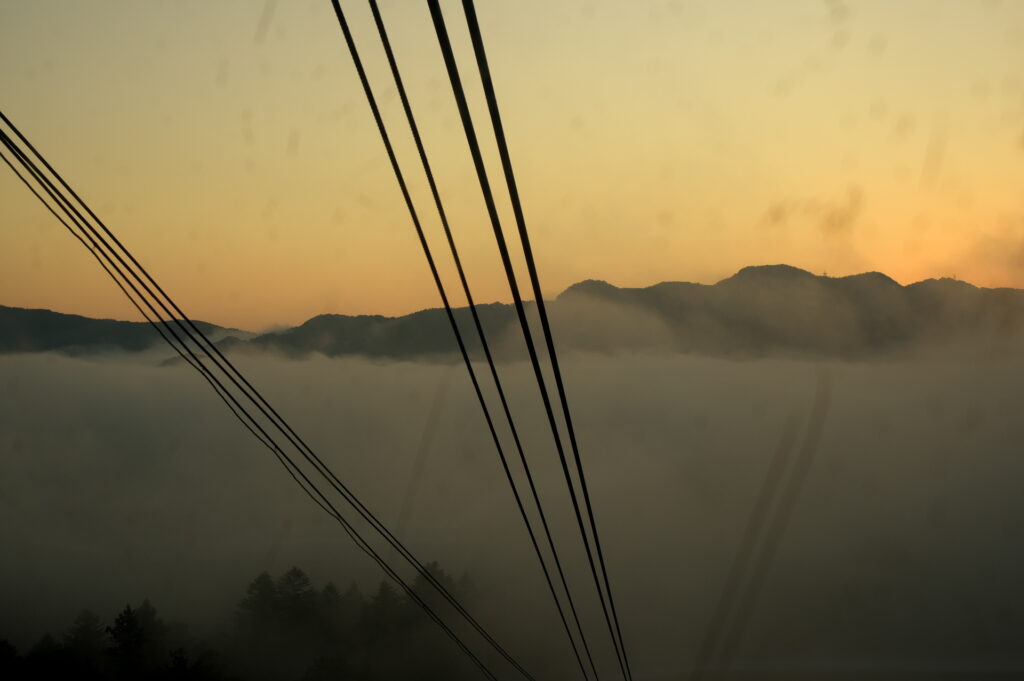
2, 351, 1023, 677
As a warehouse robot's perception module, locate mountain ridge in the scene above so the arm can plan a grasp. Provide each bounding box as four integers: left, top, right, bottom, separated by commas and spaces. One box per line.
4, 265, 1022, 360
0, 304, 247, 355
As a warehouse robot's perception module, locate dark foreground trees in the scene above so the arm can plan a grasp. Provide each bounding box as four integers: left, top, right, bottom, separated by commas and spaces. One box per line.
0, 563, 476, 681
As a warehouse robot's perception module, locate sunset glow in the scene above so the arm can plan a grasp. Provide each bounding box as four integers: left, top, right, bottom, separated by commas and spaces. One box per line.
2, 0, 1023, 329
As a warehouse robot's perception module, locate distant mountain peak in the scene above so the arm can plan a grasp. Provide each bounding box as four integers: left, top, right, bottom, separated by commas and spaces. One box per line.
838, 271, 901, 286
722, 264, 818, 284
911, 276, 978, 291
558, 279, 618, 299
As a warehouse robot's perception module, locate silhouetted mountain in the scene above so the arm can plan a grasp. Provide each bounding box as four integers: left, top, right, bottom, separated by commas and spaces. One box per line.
243, 265, 1024, 360
6, 265, 1024, 360
0, 305, 249, 355
242, 303, 518, 360
554, 265, 1024, 358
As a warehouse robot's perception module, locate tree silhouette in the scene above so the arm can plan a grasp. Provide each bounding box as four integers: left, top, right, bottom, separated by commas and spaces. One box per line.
1, 561, 473, 680
60, 609, 107, 678
0, 639, 21, 678
64, 609, 106, 659
106, 599, 169, 678
276, 566, 317, 634
238, 571, 277, 623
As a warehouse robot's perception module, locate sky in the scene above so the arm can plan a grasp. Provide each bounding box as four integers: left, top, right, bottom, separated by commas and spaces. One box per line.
1, 0, 1023, 331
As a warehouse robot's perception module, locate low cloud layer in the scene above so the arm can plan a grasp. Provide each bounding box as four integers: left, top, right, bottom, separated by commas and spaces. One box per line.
2, 350, 1023, 677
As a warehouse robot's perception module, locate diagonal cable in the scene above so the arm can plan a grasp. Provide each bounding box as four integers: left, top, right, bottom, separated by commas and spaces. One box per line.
457, 2, 636, 678
361, 1, 602, 677
2, 125, 500, 681
426, 3, 630, 679
0, 115, 520, 681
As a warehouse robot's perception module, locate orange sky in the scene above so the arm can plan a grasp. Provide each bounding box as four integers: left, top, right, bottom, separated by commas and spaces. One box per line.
2, 0, 1023, 330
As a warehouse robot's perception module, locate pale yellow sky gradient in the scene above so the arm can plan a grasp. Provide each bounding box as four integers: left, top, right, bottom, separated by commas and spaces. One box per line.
2, 0, 1023, 330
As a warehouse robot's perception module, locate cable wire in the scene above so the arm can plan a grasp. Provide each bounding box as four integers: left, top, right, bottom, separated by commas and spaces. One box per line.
1, 142, 289, 467
1, 110, 530, 678
0, 114, 521, 681
426, 3, 630, 679
3, 136, 347, 534
457, 3, 636, 679
362, 1, 602, 678
2, 123, 500, 681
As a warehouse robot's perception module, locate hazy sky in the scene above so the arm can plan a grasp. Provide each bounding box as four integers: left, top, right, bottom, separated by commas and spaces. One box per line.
2, 0, 1023, 330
